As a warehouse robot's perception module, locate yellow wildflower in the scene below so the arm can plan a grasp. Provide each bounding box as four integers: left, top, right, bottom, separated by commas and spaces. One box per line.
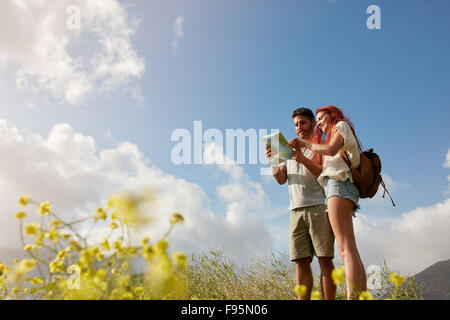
155, 239, 169, 256
61, 233, 71, 240
94, 269, 108, 283
37, 201, 51, 215
134, 286, 145, 296
35, 232, 44, 247
13, 258, 18, 263
25, 223, 40, 236
311, 290, 322, 300
28, 277, 44, 285
122, 262, 129, 271
45, 227, 59, 243
49, 220, 63, 228
390, 273, 405, 287
111, 211, 119, 221
294, 284, 307, 299
109, 222, 119, 229
57, 248, 70, 260
96, 252, 105, 261
107, 192, 151, 227
19, 195, 31, 207
100, 238, 110, 251
79, 247, 97, 266
172, 251, 187, 268
49, 259, 65, 273
69, 240, 82, 251
331, 265, 345, 285
18, 259, 36, 273
140, 236, 150, 246
107, 194, 137, 224
121, 292, 133, 300
15, 211, 27, 219
117, 274, 131, 287
24, 244, 38, 251
359, 291, 375, 300
112, 240, 125, 254
170, 212, 184, 225
24, 288, 30, 294
94, 208, 107, 221
142, 245, 155, 261
0, 262, 7, 276
126, 246, 138, 257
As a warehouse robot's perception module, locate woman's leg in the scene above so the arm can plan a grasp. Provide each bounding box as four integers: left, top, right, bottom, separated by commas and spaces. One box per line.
327, 196, 366, 299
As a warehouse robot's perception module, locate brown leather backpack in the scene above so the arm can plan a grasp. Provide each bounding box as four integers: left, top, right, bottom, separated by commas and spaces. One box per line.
340, 149, 395, 206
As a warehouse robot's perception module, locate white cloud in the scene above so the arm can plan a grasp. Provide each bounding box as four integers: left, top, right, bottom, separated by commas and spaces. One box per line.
443, 149, 450, 194
0, 120, 272, 266
354, 199, 450, 275
171, 16, 185, 55
0, 0, 145, 105
444, 149, 450, 168
376, 173, 406, 203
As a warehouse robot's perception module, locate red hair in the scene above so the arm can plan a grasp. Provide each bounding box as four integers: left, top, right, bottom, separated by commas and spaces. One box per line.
314, 105, 362, 151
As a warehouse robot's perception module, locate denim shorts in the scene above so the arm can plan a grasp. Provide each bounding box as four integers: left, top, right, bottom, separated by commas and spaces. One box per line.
323, 176, 360, 216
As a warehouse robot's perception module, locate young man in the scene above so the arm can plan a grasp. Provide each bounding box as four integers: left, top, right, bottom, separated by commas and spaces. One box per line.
265, 107, 336, 300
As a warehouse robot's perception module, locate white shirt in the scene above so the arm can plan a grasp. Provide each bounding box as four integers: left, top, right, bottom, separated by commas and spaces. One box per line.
284, 148, 326, 211
317, 121, 361, 187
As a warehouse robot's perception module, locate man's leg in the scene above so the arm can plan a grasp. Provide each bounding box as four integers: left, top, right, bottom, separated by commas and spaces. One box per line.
294, 256, 313, 300
289, 208, 314, 299
307, 204, 336, 299
318, 257, 336, 300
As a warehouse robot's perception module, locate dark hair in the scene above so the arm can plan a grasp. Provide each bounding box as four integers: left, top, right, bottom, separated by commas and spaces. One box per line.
292, 107, 315, 122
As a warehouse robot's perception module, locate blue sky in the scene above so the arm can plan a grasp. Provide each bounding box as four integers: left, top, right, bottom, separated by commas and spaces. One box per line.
0, 0, 449, 274
132, 0, 449, 215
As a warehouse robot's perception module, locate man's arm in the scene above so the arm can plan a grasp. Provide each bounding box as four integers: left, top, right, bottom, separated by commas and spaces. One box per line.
272, 165, 287, 185
291, 149, 322, 177
266, 145, 288, 185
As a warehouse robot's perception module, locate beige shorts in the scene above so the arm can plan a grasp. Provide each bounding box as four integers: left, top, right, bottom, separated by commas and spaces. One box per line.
289, 204, 335, 261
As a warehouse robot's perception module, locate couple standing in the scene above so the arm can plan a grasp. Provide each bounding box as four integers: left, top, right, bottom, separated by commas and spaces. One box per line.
265, 106, 366, 300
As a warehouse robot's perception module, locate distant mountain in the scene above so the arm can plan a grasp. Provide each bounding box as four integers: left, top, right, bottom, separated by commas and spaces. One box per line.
414, 259, 450, 300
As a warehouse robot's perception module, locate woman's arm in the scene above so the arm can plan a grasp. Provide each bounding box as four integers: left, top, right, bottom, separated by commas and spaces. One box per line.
289, 129, 344, 156
309, 132, 343, 156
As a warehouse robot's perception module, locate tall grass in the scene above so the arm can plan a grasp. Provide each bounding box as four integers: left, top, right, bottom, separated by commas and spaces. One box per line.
2, 193, 424, 300
176, 250, 423, 300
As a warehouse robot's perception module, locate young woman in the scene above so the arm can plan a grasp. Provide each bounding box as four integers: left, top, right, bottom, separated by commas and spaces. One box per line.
290, 105, 367, 299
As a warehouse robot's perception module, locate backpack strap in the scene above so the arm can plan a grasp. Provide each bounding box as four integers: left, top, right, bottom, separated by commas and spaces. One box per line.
340, 150, 352, 169
380, 177, 396, 206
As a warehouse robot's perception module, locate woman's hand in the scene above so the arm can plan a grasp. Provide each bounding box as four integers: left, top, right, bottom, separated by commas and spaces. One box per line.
288, 138, 306, 150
